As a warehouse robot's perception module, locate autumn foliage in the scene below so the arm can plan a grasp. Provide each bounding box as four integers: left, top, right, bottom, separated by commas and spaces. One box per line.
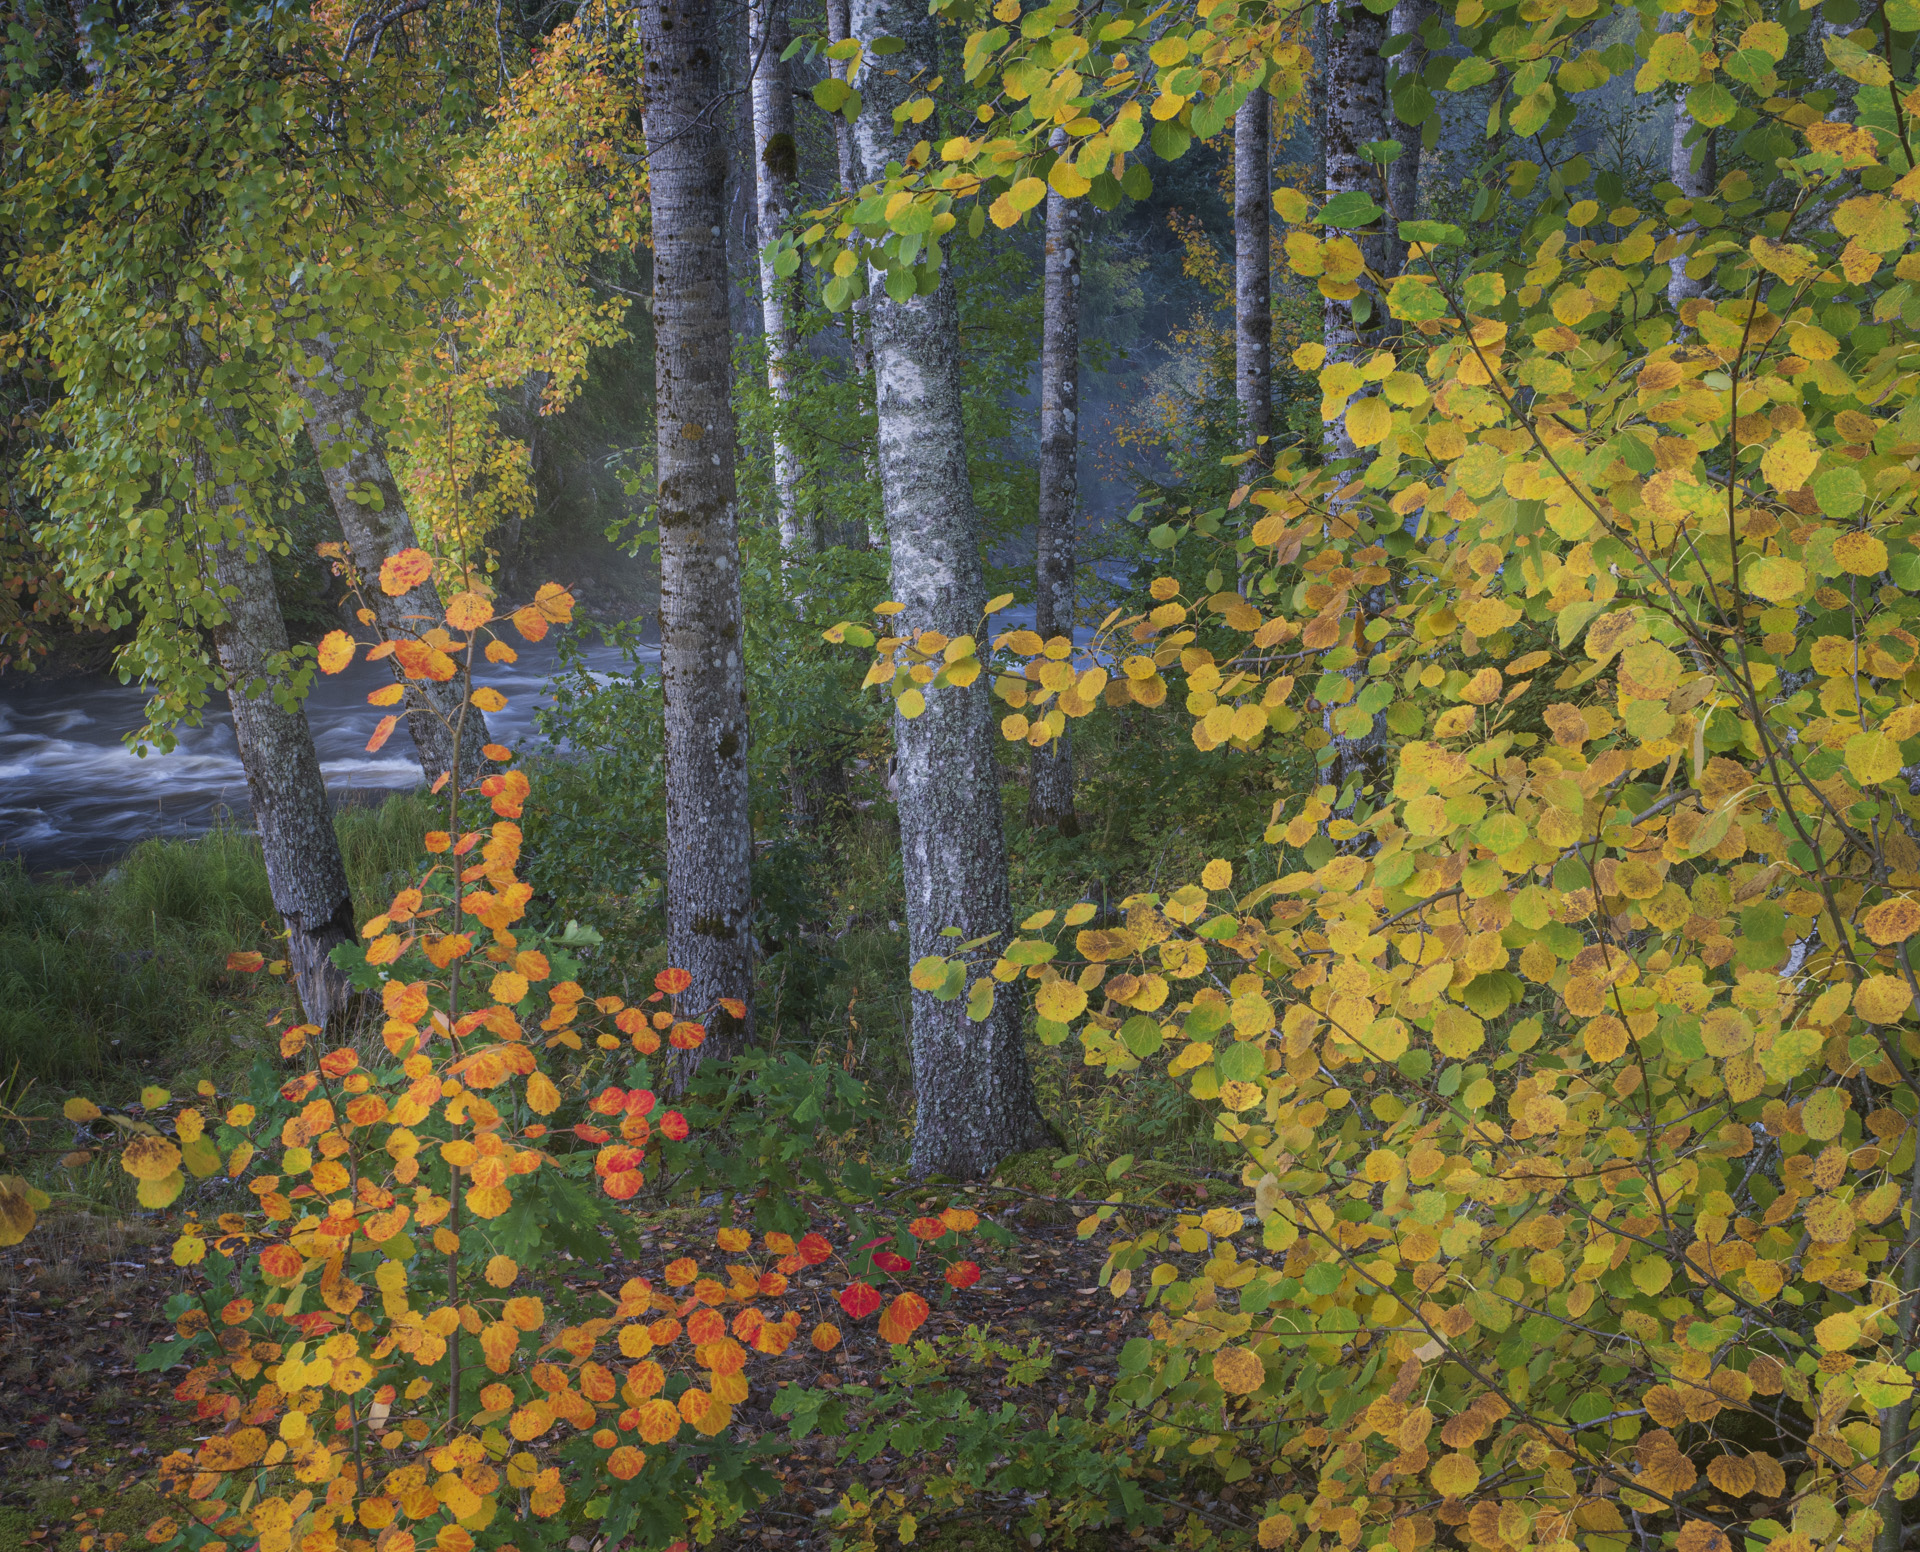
34, 557, 981, 1551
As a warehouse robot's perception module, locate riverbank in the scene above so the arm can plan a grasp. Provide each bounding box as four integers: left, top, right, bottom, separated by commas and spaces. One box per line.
0, 793, 433, 1092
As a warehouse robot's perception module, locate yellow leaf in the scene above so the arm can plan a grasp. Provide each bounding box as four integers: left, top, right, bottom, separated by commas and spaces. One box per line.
472, 687, 509, 713
899, 688, 927, 719
1760, 431, 1818, 492
1346, 396, 1393, 447
1213, 1346, 1265, 1394
1201, 859, 1232, 891
1035, 980, 1088, 1022
1845, 730, 1902, 786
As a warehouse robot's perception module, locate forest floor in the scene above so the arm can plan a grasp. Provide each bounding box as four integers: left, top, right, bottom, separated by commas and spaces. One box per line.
0, 1184, 1259, 1552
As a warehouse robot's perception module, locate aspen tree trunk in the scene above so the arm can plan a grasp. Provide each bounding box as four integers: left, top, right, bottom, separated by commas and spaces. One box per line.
201, 465, 358, 1030
1320, 0, 1389, 469
1029, 127, 1080, 836
1385, 0, 1433, 276
750, 0, 814, 565
1311, 4, 1329, 198
826, 0, 882, 550
852, 0, 1054, 1178
293, 334, 488, 789
182, 327, 357, 1030
1319, 1, 1391, 800
1666, 106, 1716, 307
640, 0, 754, 1056
1234, 87, 1272, 458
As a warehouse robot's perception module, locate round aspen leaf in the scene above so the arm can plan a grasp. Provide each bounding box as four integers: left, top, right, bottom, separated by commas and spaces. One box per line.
379, 548, 434, 596
1035, 979, 1088, 1022
1855, 974, 1913, 1024
1431, 1452, 1481, 1497
1863, 897, 1920, 944
1213, 1346, 1265, 1395
1815, 1311, 1862, 1351
1833, 530, 1889, 575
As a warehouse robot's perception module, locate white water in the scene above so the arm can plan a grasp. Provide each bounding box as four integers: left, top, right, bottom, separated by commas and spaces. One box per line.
0, 635, 647, 873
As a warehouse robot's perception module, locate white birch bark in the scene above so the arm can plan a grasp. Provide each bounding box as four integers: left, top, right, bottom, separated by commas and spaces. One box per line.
826, 0, 882, 548
1321, 0, 1389, 471
1385, 0, 1434, 277
641, 0, 755, 1058
1234, 88, 1272, 458
1030, 127, 1080, 835
852, 0, 1054, 1177
749, 0, 814, 564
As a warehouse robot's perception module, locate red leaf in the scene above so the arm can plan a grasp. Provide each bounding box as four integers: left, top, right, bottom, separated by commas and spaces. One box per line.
837, 1281, 881, 1320
366, 714, 399, 753
660, 1110, 689, 1141
944, 1260, 981, 1290
225, 951, 265, 973
907, 1216, 949, 1241
871, 1250, 913, 1274
798, 1232, 832, 1266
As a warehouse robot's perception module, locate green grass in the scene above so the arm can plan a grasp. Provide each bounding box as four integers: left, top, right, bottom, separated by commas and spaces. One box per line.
0, 793, 436, 1094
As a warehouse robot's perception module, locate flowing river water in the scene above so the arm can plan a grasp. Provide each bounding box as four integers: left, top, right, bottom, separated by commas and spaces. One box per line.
0, 635, 647, 875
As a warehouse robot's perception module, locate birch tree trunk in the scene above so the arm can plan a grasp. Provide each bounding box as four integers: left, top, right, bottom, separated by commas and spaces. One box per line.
1666, 102, 1716, 308
292, 333, 489, 789
202, 467, 358, 1031
1320, 0, 1389, 470
1029, 128, 1080, 835
852, 0, 1054, 1178
826, 0, 882, 550
750, 0, 814, 564
1385, 0, 1433, 277
1320, 0, 1391, 800
641, 0, 754, 1057
1234, 87, 1272, 459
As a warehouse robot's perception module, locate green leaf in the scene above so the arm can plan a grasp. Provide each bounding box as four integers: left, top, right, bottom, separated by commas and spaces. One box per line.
1121, 1016, 1164, 1058
1398, 219, 1466, 247
1149, 120, 1192, 162
1812, 467, 1866, 518
812, 78, 850, 112
1509, 84, 1555, 138
1446, 57, 1496, 91
1216, 1042, 1266, 1083
1106, 1153, 1135, 1182
1687, 81, 1738, 127
1318, 191, 1382, 228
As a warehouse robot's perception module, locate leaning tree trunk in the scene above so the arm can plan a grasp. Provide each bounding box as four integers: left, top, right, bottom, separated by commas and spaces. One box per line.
1234, 85, 1272, 459
293, 333, 489, 789
184, 326, 357, 1030
640, 0, 754, 1057
1320, 0, 1391, 799
1029, 127, 1080, 836
852, 0, 1054, 1178
201, 465, 358, 1030
750, 0, 813, 565
1385, 0, 1433, 278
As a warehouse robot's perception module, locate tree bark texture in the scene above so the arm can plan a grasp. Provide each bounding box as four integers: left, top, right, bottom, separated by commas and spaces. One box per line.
1385, 0, 1434, 277
851, 0, 1054, 1179
1665, 52, 1716, 310
1029, 128, 1080, 835
749, 0, 813, 563
1234, 88, 1272, 459
1319, 4, 1391, 798
201, 466, 358, 1030
826, 0, 882, 549
1320, 0, 1389, 469
293, 333, 489, 789
641, 0, 754, 1056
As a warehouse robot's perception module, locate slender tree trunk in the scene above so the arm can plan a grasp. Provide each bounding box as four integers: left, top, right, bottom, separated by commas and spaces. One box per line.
1320, 0, 1389, 470
852, 0, 1053, 1178
1320, 1, 1391, 800
750, 0, 813, 564
1385, 0, 1433, 277
182, 326, 357, 1030
1029, 128, 1080, 836
1234, 87, 1272, 459
1666, 82, 1716, 308
826, 0, 882, 550
200, 463, 358, 1030
292, 333, 489, 788
1311, 4, 1329, 199
640, 0, 754, 1057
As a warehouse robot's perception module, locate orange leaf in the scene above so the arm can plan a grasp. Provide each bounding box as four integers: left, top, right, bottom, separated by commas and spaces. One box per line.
483, 742, 513, 761
226, 951, 265, 973
655, 968, 692, 995
907, 1216, 948, 1241
512, 606, 549, 642
367, 715, 399, 753
878, 1291, 930, 1344
380, 548, 434, 596
534, 582, 575, 622
445, 592, 495, 632
368, 684, 405, 707
838, 1281, 881, 1319
811, 1321, 841, 1352
472, 687, 508, 713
